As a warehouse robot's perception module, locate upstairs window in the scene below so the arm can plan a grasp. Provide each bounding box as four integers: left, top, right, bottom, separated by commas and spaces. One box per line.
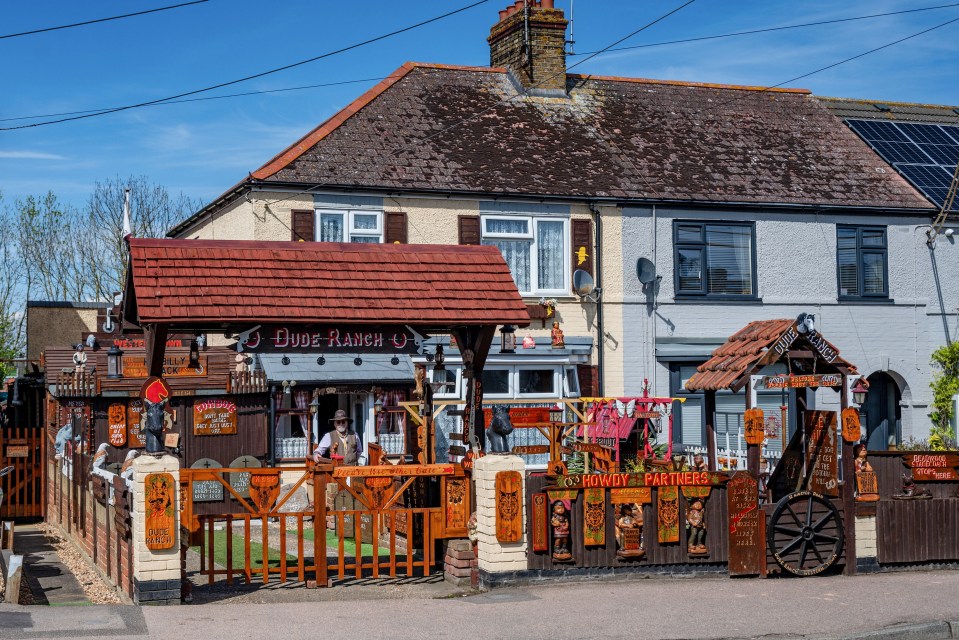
317, 210, 383, 243
837, 226, 888, 299
482, 216, 568, 295
674, 222, 756, 298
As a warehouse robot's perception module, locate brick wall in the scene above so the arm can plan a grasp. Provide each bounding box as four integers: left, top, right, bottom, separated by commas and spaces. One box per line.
46, 462, 136, 600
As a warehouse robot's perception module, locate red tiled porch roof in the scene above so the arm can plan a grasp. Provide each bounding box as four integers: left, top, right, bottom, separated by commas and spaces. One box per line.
685, 319, 857, 392
125, 238, 530, 327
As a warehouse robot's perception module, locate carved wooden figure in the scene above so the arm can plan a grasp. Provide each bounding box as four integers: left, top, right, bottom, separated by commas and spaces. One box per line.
550, 501, 573, 562
615, 503, 645, 558
686, 496, 708, 556
853, 445, 879, 502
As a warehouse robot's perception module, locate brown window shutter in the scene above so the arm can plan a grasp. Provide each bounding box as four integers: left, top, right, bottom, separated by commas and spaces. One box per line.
577, 364, 598, 398
385, 211, 408, 244
458, 215, 481, 245
572, 219, 593, 277
291, 210, 315, 241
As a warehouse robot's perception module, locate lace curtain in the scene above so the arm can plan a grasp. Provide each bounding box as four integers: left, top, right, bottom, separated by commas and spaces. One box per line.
537, 220, 564, 290
319, 213, 343, 242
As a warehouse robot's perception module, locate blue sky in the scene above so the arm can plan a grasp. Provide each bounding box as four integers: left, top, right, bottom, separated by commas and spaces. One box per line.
2, 0, 959, 211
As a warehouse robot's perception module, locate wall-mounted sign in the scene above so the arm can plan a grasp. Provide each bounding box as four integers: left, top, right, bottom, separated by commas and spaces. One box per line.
108, 403, 127, 447
5, 445, 29, 458
727, 471, 763, 576
762, 374, 842, 389
553, 471, 728, 490
193, 399, 238, 436
124, 355, 206, 378
144, 472, 177, 550
240, 325, 423, 354
127, 400, 146, 449
903, 453, 959, 481
804, 411, 838, 497
482, 407, 551, 428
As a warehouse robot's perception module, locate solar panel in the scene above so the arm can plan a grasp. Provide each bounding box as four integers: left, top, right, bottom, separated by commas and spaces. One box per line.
846, 119, 959, 210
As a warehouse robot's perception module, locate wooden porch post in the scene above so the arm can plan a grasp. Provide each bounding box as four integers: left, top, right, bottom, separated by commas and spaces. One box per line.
840, 379, 857, 575
143, 323, 169, 378
705, 390, 717, 472
746, 377, 760, 476
454, 326, 496, 454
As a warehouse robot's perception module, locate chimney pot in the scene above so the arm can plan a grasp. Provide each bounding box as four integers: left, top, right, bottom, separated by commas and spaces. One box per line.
499, 8, 508, 20
541, 0, 553, 7
514, 0, 525, 11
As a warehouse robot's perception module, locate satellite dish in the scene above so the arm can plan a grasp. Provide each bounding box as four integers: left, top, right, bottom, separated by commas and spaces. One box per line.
572, 269, 595, 296
637, 258, 658, 285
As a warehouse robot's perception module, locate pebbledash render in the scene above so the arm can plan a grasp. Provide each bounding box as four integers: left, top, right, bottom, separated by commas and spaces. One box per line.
168, 1, 957, 452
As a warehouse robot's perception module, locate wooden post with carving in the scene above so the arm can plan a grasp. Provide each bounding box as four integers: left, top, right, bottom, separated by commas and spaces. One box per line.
840, 381, 857, 576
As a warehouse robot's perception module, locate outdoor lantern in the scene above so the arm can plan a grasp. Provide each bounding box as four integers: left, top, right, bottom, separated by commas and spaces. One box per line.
374, 395, 384, 416
500, 325, 516, 353
433, 344, 445, 372
852, 378, 869, 405
188, 337, 200, 368
309, 395, 320, 416
106, 345, 124, 379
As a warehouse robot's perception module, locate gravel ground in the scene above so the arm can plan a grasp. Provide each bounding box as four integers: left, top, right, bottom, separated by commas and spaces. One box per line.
35, 522, 122, 604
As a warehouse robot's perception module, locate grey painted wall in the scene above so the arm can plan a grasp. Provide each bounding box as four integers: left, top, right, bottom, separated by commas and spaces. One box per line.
620, 205, 959, 443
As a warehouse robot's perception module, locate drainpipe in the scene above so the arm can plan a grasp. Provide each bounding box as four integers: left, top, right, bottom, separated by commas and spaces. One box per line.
590, 203, 604, 396
268, 385, 276, 466
651, 204, 657, 394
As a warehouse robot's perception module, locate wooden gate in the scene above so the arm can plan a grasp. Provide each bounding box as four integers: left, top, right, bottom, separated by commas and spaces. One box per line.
0, 381, 46, 519
181, 461, 468, 586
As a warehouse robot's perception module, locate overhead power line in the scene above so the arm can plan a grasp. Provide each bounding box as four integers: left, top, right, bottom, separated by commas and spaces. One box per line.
570, 2, 959, 57
5, 3, 956, 124
0, 1, 210, 40
0, 0, 490, 132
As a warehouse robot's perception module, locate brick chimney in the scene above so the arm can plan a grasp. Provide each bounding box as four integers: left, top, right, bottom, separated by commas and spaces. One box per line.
488, 0, 569, 95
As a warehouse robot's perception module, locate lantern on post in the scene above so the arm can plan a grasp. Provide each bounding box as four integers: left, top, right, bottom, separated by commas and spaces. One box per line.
433, 344, 445, 372
188, 336, 200, 369
851, 378, 869, 405
500, 324, 516, 353
106, 345, 124, 379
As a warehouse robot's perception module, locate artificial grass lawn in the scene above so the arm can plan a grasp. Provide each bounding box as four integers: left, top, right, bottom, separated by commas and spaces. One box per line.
211, 530, 297, 570
294, 526, 391, 558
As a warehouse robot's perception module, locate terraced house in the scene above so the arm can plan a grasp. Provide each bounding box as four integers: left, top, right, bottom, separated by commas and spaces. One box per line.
168, 1, 958, 462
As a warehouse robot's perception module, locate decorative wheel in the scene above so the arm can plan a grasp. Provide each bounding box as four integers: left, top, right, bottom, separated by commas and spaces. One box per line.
768, 491, 844, 577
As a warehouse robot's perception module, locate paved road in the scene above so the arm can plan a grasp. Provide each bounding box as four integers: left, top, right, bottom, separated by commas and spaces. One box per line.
3, 569, 959, 639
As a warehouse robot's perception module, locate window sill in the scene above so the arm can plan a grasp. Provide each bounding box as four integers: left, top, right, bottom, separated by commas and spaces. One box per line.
837, 297, 895, 305
672, 296, 764, 305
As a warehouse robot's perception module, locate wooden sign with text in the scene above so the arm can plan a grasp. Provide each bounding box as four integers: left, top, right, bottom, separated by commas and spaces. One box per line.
762, 374, 842, 389
240, 325, 422, 354
124, 354, 207, 378
553, 471, 728, 490
127, 400, 146, 449
804, 411, 839, 497
193, 399, 237, 436
144, 472, 177, 550
333, 463, 456, 479
108, 402, 127, 447
483, 407, 551, 428
495, 471, 523, 543
727, 471, 763, 576
904, 453, 959, 481
531, 493, 549, 552
513, 445, 550, 455
610, 487, 651, 504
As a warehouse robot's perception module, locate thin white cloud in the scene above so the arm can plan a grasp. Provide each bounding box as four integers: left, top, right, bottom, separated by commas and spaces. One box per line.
0, 150, 66, 160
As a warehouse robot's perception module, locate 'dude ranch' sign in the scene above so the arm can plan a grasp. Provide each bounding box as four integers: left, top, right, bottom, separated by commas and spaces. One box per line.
144, 472, 177, 550
193, 399, 237, 436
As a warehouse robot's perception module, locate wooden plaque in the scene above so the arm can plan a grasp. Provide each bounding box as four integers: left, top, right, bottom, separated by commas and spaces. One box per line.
903, 453, 959, 481
610, 487, 651, 504
657, 485, 680, 544
108, 402, 127, 447
840, 407, 861, 444
727, 471, 763, 576
443, 476, 469, 534
531, 493, 549, 552
249, 471, 280, 514
144, 472, 177, 550
804, 411, 839, 497
513, 445, 550, 455
583, 487, 606, 546
127, 400, 146, 449
495, 471, 523, 543
744, 408, 765, 446
193, 399, 238, 436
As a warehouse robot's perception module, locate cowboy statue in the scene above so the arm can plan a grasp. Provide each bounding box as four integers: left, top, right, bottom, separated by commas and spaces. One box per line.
313, 409, 366, 466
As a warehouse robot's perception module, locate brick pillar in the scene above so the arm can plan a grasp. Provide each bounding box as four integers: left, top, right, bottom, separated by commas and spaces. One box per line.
855, 514, 879, 572
474, 455, 527, 575
131, 454, 181, 605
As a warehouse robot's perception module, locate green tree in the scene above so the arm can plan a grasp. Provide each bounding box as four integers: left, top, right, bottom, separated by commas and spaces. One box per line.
929, 342, 959, 450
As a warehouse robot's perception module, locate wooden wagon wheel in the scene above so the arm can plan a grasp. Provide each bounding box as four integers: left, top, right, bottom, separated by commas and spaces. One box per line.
767, 491, 844, 577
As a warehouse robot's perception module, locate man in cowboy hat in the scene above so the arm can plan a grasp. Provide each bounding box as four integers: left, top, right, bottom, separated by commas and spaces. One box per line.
314, 409, 365, 466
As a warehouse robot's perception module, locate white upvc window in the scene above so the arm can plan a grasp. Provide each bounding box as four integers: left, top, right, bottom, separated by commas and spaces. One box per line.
429, 366, 462, 399
317, 209, 383, 243
481, 215, 569, 296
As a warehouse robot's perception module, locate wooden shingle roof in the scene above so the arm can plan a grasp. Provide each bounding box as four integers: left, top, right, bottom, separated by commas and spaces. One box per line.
124, 238, 530, 327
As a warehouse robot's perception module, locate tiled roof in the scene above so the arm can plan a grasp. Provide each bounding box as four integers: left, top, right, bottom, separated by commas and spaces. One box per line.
254, 63, 930, 209
126, 238, 530, 327
685, 319, 856, 392
819, 96, 959, 126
